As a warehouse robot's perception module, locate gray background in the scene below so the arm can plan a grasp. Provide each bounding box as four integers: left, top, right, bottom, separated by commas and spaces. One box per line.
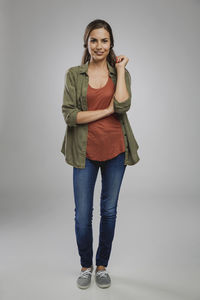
1, 0, 200, 299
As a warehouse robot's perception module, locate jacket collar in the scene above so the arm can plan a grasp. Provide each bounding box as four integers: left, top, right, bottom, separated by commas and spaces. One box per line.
79, 60, 116, 76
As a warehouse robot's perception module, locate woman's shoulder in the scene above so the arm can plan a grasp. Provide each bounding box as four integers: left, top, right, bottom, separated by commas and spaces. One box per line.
63, 65, 82, 84
65, 64, 82, 75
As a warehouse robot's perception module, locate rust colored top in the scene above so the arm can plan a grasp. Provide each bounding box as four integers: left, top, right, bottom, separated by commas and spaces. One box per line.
86, 75, 125, 161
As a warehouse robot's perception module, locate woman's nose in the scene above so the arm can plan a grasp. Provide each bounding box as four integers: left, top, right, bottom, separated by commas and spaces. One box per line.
97, 42, 102, 49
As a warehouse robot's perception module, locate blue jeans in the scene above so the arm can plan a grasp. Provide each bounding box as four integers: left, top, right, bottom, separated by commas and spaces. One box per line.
73, 151, 127, 268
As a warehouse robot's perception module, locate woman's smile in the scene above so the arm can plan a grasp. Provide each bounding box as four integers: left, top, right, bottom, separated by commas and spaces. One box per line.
95, 51, 104, 55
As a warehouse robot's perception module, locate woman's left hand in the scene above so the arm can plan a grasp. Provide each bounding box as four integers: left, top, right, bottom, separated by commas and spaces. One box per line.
115, 55, 129, 69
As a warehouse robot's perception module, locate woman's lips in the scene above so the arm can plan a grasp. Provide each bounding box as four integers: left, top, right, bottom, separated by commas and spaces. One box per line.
95, 52, 104, 55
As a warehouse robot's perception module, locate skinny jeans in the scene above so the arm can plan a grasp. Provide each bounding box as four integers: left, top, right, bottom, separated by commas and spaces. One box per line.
73, 151, 126, 268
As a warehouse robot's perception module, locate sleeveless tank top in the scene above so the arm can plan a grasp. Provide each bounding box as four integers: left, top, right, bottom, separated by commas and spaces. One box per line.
86, 75, 125, 161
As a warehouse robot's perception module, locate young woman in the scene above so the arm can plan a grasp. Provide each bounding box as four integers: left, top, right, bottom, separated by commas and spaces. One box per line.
61, 19, 140, 289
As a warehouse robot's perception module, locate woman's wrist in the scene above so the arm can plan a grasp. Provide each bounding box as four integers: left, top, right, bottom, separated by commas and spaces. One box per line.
116, 66, 125, 73
104, 108, 112, 116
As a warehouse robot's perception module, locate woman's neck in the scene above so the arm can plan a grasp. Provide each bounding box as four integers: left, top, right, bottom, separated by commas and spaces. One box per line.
88, 59, 108, 74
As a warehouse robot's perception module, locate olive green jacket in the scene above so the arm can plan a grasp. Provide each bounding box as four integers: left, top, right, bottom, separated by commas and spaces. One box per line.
61, 60, 140, 168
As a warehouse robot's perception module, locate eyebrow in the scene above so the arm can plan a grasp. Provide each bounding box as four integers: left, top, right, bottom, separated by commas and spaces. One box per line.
90, 37, 109, 39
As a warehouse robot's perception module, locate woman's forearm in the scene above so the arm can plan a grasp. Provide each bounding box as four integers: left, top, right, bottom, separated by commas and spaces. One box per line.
76, 108, 111, 125
114, 67, 129, 102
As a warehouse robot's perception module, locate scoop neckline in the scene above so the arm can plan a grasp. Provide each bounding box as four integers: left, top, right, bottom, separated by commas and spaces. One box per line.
88, 76, 110, 90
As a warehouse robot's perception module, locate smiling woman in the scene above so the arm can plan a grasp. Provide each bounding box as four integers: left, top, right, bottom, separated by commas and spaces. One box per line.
61, 18, 140, 290
87, 27, 111, 64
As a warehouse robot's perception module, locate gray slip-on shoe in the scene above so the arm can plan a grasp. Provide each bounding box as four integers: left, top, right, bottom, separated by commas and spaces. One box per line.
95, 269, 111, 288
76, 265, 93, 289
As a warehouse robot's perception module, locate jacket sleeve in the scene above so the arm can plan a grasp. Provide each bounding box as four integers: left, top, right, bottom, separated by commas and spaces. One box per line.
62, 68, 81, 127
113, 69, 132, 114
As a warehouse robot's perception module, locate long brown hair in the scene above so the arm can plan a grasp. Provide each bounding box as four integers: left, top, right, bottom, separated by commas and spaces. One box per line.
81, 19, 117, 68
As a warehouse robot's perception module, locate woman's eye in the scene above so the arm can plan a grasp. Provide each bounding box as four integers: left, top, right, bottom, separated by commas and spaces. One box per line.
91, 40, 108, 43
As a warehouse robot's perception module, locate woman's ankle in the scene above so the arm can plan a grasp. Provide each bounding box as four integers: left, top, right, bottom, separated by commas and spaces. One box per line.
81, 265, 92, 271
96, 265, 106, 271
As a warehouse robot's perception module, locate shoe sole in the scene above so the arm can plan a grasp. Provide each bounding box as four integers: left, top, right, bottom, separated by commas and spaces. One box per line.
95, 281, 111, 288
77, 282, 91, 289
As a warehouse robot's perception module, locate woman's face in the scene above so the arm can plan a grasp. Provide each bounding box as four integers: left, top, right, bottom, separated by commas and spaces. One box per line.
87, 28, 111, 62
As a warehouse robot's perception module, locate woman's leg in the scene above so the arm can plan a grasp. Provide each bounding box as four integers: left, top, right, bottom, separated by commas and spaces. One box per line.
73, 157, 99, 268
96, 152, 127, 267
